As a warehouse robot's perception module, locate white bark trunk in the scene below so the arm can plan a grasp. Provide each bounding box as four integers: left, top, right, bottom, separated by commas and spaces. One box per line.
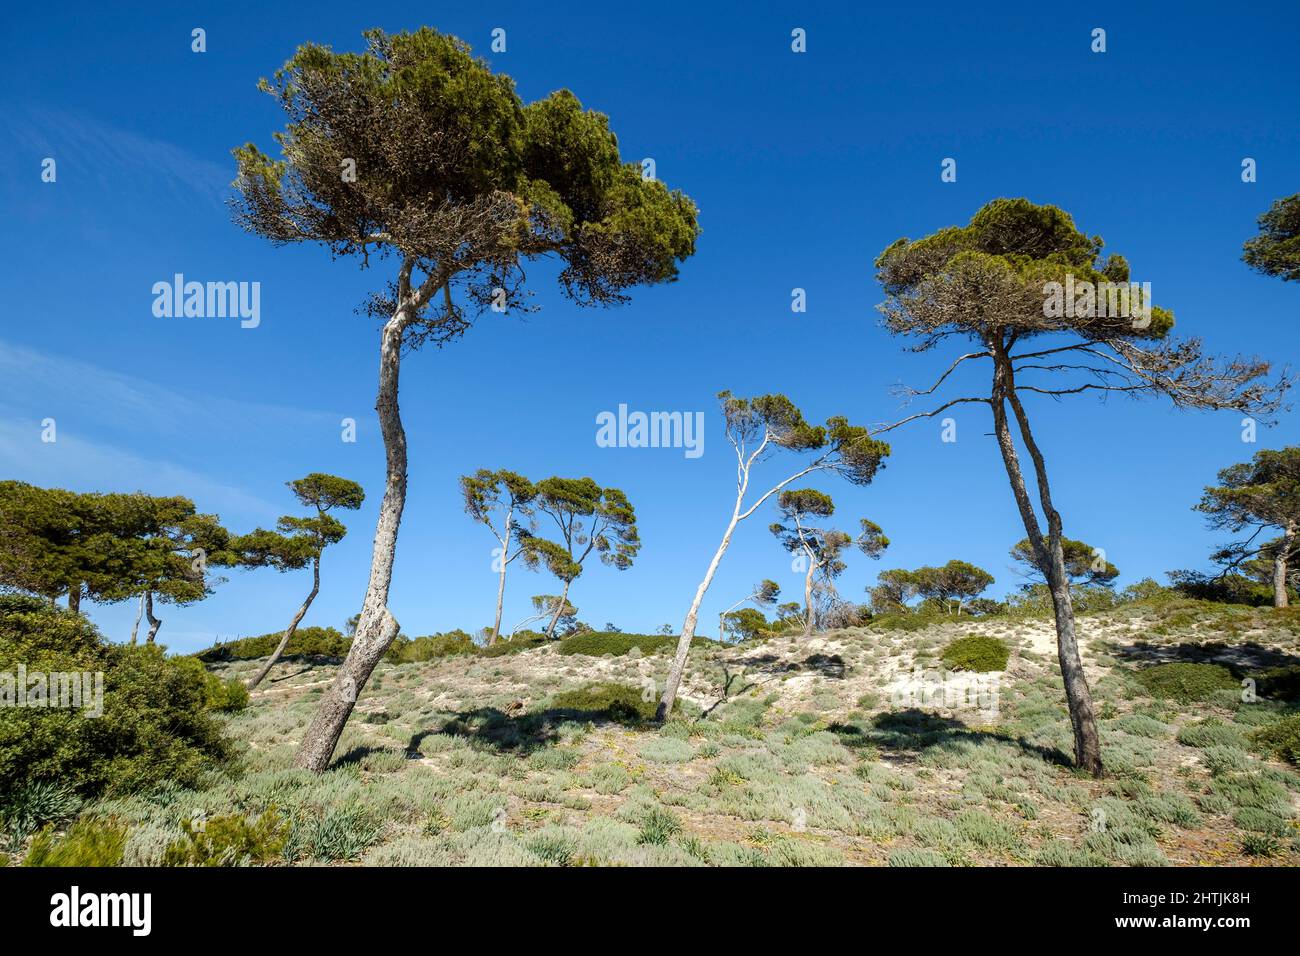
490, 515, 512, 644
248, 556, 320, 690
657, 508, 741, 719
294, 311, 411, 772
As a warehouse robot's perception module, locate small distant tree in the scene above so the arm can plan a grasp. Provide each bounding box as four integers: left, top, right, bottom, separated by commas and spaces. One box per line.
460, 470, 537, 644
773, 601, 804, 629
656, 623, 674, 636
1011, 537, 1118, 589
868, 568, 921, 614
509, 594, 576, 638
874, 197, 1289, 774
234, 474, 365, 688
912, 560, 996, 615
717, 579, 780, 643
721, 607, 772, 642
525, 477, 639, 638
657, 392, 887, 718
1195, 447, 1300, 608
233, 27, 699, 772
1243, 194, 1300, 282
769, 490, 888, 636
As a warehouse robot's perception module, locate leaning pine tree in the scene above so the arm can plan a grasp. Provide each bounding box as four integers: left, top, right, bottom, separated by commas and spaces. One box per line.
656, 392, 888, 718
232, 28, 699, 771
874, 197, 1290, 775
234, 474, 364, 689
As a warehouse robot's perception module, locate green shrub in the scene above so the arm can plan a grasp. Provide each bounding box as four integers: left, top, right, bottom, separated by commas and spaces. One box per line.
940, 635, 1010, 673
161, 810, 288, 866
551, 682, 673, 724
0, 780, 80, 852
23, 818, 127, 867
195, 626, 349, 662
888, 847, 950, 867
1251, 715, 1300, 765
288, 806, 378, 862
386, 630, 477, 663
1252, 665, 1300, 702
0, 596, 231, 798
559, 632, 710, 657
479, 630, 549, 657
637, 807, 682, 845
1134, 663, 1238, 703
1240, 833, 1281, 857
1177, 719, 1247, 750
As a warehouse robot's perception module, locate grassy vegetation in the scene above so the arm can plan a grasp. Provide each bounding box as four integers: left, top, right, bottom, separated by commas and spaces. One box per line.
9, 597, 1299, 868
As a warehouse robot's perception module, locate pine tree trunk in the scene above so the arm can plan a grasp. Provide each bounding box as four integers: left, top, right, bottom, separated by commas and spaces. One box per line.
546, 579, 573, 639
248, 556, 321, 690
68, 586, 80, 614
144, 591, 162, 644
1274, 526, 1295, 609
991, 348, 1103, 776
490, 515, 512, 645
294, 313, 410, 772
130, 593, 144, 645
802, 555, 816, 639
658, 509, 741, 719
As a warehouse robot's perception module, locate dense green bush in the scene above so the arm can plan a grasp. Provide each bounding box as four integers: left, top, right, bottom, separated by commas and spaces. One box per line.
386, 630, 477, 663
1252, 665, 1300, 702
0, 596, 231, 798
551, 682, 672, 724
1134, 662, 1239, 703
195, 626, 350, 663
940, 635, 1010, 673
479, 630, 549, 657
162, 810, 288, 866
1251, 715, 1300, 765
559, 631, 709, 657
23, 817, 127, 867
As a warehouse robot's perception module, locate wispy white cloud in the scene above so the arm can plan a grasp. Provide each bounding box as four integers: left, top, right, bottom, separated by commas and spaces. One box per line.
0, 339, 344, 524
0, 416, 281, 522
1, 106, 231, 206
0, 339, 336, 442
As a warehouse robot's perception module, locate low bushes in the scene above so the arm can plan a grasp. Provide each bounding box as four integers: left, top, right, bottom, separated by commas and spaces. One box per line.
0, 596, 231, 800
550, 682, 672, 724
558, 631, 711, 657
195, 626, 350, 663
1252, 715, 1300, 765
940, 635, 1010, 673
1134, 662, 1238, 703
386, 630, 477, 663
162, 810, 288, 866
23, 817, 128, 867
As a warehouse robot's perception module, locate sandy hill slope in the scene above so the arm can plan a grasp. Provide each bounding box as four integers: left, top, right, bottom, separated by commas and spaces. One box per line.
119, 601, 1300, 866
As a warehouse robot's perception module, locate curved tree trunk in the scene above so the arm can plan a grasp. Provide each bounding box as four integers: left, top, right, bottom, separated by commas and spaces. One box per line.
658, 510, 740, 719
545, 579, 573, 639
1274, 526, 1295, 609
144, 590, 162, 644
248, 556, 321, 690
294, 313, 410, 772
490, 515, 512, 644
991, 348, 1102, 776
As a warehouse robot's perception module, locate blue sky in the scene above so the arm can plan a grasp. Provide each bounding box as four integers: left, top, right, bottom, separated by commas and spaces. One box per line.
1, 1, 1297, 652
